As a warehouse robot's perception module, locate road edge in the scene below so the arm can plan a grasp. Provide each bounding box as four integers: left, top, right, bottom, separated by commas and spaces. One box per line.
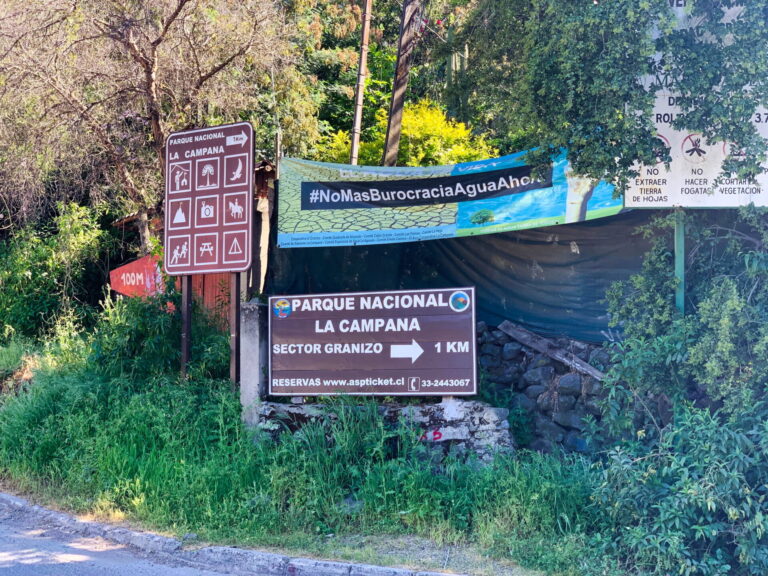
0, 492, 467, 576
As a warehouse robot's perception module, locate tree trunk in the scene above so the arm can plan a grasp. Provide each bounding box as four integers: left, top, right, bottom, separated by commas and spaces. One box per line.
350, 0, 373, 165
136, 209, 152, 255
382, 0, 423, 167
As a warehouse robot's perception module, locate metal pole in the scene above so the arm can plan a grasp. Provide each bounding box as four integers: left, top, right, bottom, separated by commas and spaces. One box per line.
350, 0, 373, 165
181, 275, 192, 378
230, 272, 241, 388
674, 209, 685, 314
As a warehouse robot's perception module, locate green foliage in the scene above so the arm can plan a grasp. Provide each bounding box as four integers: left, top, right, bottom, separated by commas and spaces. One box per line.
603, 210, 768, 431
0, 204, 108, 338
0, 337, 30, 383
473, 451, 601, 575
88, 287, 229, 380
658, 1, 768, 180
474, 371, 534, 448
449, 0, 768, 183
594, 208, 768, 573
320, 99, 497, 166
594, 405, 768, 576
469, 209, 495, 225
0, 356, 598, 573
450, 0, 668, 179
686, 277, 768, 417
606, 216, 678, 342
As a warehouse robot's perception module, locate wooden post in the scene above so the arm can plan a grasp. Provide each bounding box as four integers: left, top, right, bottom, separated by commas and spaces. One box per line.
350, 0, 373, 165
382, 0, 423, 166
180, 275, 192, 378
230, 272, 241, 388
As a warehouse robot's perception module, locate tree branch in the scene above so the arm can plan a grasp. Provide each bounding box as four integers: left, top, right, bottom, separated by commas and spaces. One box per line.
152, 0, 193, 47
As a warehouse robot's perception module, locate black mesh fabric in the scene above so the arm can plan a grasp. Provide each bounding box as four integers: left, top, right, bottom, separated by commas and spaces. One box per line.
266, 210, 657, 342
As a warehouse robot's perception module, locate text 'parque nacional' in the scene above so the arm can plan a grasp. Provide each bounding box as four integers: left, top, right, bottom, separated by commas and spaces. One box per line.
268, 288, 477, 396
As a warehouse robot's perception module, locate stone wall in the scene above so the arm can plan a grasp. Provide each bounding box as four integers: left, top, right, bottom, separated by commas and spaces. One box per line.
254, 398, 514, 462
477, 321, 610, 452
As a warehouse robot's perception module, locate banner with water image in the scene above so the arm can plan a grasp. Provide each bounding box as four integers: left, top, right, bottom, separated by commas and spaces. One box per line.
277, 152, 624, 248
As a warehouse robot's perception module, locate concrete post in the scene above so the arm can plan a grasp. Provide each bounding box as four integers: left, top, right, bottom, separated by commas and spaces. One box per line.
240, 300, 268, 426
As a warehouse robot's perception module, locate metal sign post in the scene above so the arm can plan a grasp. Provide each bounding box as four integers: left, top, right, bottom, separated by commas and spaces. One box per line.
675, 210, 685, 314
230, 272, 241, 386
163, 122, 254, 382
181, 275, 192, 378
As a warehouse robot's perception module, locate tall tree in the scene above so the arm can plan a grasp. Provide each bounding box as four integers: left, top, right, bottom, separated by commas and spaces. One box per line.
448, 0, 768, 185
0, 0, 310, 250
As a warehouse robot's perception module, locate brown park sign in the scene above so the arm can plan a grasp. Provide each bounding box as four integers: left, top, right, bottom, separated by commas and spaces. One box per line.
268, 287, 477, 396
164, 122, 253, 275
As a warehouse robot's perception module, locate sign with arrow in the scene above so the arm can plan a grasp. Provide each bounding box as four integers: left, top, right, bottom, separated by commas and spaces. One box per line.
163, 122, 253, 274
268, 287, 477, 396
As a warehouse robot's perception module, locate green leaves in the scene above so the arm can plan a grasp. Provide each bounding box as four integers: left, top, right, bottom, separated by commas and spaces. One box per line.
595, 404, 768, 575
0, 203, 107, 338
320, 99, 497, 166
449, 0, 768, 185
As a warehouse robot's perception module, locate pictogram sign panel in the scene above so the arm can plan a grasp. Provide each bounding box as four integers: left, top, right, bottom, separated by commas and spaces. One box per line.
164, 123, 253, 274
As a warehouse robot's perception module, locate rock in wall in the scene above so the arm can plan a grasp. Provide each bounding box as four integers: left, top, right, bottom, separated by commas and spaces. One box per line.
477, 321, 610, 452
255, 398, 513, 462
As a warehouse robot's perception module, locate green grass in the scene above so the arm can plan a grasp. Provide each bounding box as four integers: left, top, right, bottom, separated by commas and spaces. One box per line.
0, 358, 608, 575
0, 338, 29, 381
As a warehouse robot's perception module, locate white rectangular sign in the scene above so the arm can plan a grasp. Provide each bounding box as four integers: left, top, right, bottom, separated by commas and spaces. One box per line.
626, 94, 768, 208
627, 3, 767, 208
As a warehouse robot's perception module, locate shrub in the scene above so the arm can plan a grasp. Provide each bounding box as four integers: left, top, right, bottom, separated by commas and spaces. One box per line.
593, 404, 768, 576
595, 208, 768, 574
320, 99, 497, 166
88, 286, 229, 380
0, 203, 108, 337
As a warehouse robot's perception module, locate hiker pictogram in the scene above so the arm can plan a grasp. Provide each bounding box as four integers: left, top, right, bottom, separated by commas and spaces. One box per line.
166, 237, 190, 267
170, 241, 188, 264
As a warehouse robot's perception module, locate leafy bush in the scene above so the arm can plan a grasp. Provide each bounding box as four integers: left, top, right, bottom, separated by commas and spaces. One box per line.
88, 286, 229, 380
601, 210, 768, 434
321, 99, 497, 166
0, 337, 29, 382
595, 209, 768, 573
0, 203, 108, 337
594, 404, 768, 576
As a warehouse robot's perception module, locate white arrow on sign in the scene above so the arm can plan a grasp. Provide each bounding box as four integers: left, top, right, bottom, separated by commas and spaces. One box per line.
390, 339, 424, 363
226, 131, 248, 147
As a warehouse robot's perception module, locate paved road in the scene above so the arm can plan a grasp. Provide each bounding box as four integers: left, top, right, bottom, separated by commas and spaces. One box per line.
0, 491, 469, 576
0, 510, 234, 576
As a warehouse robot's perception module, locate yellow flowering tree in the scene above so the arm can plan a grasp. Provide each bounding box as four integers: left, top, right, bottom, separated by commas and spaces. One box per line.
321, 99, 497, 166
